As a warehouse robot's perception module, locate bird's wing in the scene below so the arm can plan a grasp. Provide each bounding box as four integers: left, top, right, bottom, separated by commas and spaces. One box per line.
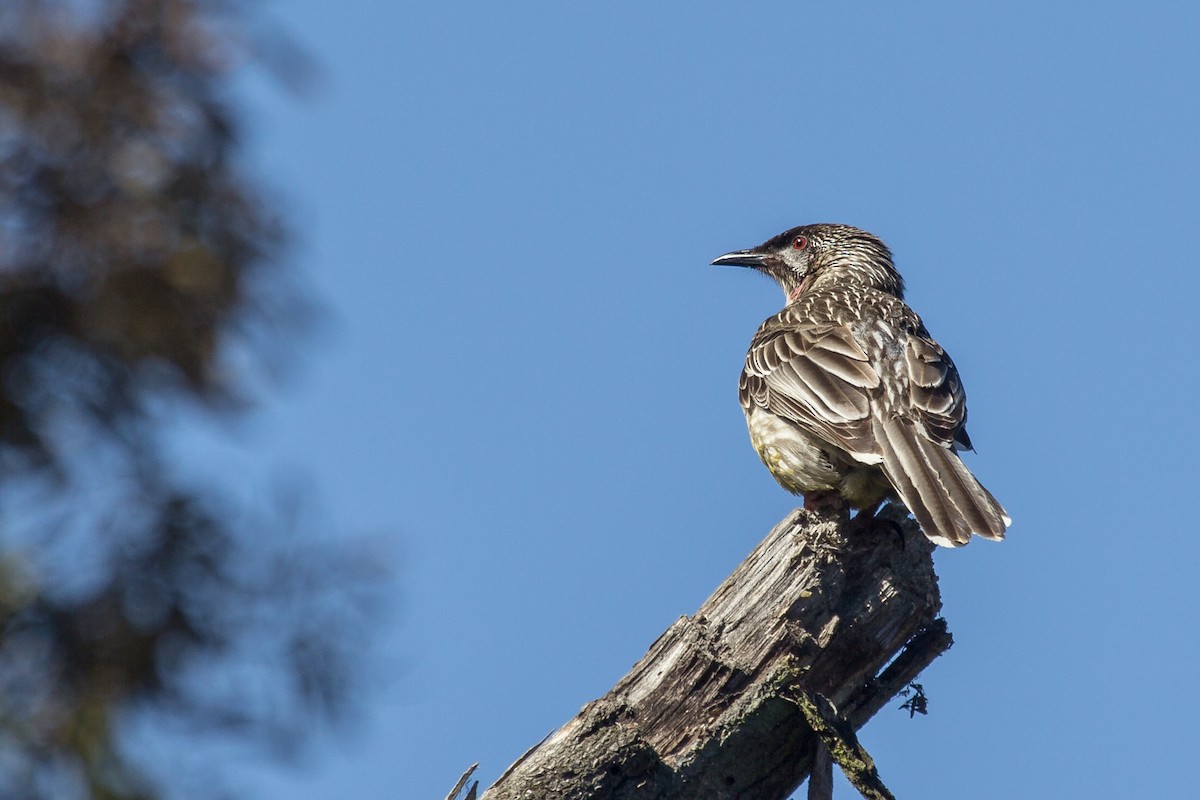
740, 319, 882, 463
873, 329, 1009, 546
902, 332, 968, 448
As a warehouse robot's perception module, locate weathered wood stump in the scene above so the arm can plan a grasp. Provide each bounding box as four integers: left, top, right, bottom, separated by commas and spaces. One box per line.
475, 504, 951, 800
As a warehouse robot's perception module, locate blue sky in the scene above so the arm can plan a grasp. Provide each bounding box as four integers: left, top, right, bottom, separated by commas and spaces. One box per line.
216, 3, 1200, 798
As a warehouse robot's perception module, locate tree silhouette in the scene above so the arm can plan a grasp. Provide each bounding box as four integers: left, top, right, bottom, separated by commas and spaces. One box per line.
0, 2, 380, 798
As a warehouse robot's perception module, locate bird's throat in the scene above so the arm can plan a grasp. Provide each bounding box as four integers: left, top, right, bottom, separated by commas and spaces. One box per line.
788, 274, 816, 302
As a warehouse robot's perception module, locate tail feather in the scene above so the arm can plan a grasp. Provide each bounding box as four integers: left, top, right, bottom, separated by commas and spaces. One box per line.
874, 417, 1009, 547
875, 417, 967, 545
935, 446, 1010, 537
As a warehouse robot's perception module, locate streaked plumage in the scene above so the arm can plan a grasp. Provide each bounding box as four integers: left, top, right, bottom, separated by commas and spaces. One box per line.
713, 223, 1009, 547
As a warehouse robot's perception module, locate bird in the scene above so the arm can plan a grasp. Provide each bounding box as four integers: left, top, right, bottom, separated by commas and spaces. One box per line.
712, 223, 1009, 547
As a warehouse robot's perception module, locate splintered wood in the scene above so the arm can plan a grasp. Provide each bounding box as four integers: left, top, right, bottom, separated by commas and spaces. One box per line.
480, 505, 948, 800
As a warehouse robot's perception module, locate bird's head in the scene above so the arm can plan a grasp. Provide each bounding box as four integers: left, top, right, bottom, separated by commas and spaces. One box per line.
712, 223, 903, 302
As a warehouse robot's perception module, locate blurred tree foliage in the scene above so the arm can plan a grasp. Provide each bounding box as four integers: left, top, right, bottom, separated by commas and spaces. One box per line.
0, 2, 381, 798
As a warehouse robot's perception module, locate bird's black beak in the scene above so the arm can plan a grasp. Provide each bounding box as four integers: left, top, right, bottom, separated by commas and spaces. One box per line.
711, 249, 767, 269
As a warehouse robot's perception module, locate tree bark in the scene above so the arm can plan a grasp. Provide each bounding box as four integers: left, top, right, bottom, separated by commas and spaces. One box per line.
479, 504, 949, 800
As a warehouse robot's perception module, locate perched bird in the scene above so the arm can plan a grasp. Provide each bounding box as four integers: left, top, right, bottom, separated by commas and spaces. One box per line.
713, 224, 1009, 547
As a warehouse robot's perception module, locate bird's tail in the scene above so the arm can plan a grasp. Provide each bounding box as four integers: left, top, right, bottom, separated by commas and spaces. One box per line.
873, 416, 1010, 547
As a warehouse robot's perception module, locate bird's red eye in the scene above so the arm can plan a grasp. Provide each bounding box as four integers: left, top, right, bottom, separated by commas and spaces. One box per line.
792, 235, 808, 250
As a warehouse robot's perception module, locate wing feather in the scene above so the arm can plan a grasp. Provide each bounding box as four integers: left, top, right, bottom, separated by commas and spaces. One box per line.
904, 335, 967, 446
741, 320, 880, 462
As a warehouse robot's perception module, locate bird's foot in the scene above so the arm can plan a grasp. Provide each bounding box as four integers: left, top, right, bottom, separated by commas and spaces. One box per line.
848, 504, 905, 548
802, 490, 846, 518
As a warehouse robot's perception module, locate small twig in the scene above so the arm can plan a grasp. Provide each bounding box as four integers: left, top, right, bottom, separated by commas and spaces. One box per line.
790, 691, 895, 800
897, 683, 928, 718
444, 763, 479, 800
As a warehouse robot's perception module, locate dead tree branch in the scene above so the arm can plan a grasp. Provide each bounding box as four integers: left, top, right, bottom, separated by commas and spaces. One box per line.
478, 504, 951, 800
